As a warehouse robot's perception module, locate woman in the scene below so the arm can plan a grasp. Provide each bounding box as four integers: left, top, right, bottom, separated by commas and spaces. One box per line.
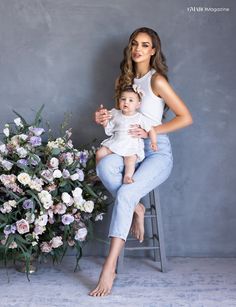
89, 27, 193, 297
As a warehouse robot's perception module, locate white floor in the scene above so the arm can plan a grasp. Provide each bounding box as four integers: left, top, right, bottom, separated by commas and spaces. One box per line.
1, 256, 236, 307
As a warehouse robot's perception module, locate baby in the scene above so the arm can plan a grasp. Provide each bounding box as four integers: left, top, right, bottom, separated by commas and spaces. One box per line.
96, 85, 157, 184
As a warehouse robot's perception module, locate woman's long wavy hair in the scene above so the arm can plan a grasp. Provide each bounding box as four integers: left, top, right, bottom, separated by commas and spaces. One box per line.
115, 27, 169, 115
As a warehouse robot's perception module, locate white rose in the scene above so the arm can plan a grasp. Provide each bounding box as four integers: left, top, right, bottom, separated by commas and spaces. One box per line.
25, 212, 35, 224
62, 192, 71, 204
14, 117, 24, 127
1, 160, 13, 171
49, 157, 59, 169
3, 127, 9, 137
70, 173, 79, 181
72, 187, 82, 198
95, 213, 104, 221
16, 147, 28, 158
53, 169, 62, 178
35, 214, 48, 227
38, 190, 53, 209
17, 173, 31, 185
75, 228, 88, 241
83, 200, 94, 213
0, 144, 7, 154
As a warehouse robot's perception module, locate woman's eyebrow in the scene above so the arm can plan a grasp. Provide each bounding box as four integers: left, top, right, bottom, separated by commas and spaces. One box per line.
132, 39, 150, 45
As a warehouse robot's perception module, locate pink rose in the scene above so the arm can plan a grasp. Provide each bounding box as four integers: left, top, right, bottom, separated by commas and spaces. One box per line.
16, 219, 30, 234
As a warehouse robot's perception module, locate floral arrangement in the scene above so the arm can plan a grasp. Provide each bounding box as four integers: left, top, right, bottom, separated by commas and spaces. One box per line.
0, 106, 107, 276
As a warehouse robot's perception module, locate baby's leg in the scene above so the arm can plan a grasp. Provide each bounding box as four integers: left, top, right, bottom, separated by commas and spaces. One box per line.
96, 146, 113, 164
123, 155, 137, 184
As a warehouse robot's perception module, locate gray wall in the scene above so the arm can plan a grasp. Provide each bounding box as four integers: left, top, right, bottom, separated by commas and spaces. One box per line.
0, 0, 235, 257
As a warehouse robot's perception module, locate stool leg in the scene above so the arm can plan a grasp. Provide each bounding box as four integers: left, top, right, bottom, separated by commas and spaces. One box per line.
149, 191, 159, 261
116, 247, 125, 273
153, 188, 168, 272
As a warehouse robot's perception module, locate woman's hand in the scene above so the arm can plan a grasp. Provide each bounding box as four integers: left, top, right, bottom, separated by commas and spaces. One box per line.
128, 124, 149, 138
94, 104, 112, 127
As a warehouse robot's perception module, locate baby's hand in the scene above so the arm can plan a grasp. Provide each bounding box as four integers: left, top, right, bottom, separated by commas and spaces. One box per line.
151, 143, 158, 151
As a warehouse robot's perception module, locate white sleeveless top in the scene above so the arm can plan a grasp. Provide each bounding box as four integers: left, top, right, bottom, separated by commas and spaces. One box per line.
134, 68, 165, 125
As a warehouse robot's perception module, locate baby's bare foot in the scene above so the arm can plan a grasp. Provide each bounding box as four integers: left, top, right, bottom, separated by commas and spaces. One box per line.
123, 175, 134, 184
130, 203, 145, 242
89, 268, 117, 297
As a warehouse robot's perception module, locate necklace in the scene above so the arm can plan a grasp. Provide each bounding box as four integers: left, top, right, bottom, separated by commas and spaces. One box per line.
135, 68, 151, 79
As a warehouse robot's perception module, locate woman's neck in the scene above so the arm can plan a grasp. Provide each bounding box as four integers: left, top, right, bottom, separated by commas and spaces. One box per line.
135, 63, 151, 79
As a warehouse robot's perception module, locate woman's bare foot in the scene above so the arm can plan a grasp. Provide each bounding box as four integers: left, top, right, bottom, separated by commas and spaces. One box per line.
89, 266, 117, 297
130, 203, 145, 242
123, 175, 134, 184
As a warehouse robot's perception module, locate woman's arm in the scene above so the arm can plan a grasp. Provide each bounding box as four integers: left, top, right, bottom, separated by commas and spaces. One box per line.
151, 74, 193, 134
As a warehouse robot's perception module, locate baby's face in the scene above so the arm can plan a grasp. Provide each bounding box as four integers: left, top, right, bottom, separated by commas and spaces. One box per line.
119, 91, 140, 115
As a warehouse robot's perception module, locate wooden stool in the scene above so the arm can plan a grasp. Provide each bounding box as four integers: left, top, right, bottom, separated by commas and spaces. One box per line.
116, 188, 168, 273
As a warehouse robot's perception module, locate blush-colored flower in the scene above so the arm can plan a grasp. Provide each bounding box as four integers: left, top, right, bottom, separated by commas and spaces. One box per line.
40, 242, 52, 253
50, 236, 63, 248
16, 219, 30, 234
53, 203, 67, 215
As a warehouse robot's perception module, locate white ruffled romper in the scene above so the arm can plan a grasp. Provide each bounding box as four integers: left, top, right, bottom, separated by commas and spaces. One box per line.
101, 108, 152, 162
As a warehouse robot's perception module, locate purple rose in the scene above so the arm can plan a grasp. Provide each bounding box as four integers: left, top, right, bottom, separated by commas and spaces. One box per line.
23, 199, 34, 209
29, 136, 42, 147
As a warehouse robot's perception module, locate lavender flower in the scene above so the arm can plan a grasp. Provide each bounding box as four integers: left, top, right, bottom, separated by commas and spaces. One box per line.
22, 199, 34, 209
62, 169, 70, 179
75, 168, 84, 181
79, 151, 89, 166
17, 159, 28, 166
29, 136, 42, 147
62, 214, 74, 225
4, 224, 16, 235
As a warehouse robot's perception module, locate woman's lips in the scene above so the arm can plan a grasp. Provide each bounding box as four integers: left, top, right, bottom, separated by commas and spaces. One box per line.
132, 53, 142, 59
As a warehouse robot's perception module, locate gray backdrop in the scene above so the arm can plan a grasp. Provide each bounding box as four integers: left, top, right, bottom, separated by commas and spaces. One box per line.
0, 0, 235, 257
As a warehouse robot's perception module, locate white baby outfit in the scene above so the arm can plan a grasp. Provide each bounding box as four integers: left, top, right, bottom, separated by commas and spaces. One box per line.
101, 68, 165, 162
101, 109, 152, 162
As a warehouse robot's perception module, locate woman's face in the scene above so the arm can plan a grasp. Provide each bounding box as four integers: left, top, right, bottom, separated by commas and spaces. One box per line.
131, 32, 156, 64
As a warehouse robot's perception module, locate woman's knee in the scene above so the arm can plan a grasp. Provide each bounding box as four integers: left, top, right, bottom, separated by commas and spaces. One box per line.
96, 154, 124, 178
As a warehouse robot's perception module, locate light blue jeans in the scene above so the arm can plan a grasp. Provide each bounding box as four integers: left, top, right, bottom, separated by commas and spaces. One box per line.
96, 134, 173, 241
